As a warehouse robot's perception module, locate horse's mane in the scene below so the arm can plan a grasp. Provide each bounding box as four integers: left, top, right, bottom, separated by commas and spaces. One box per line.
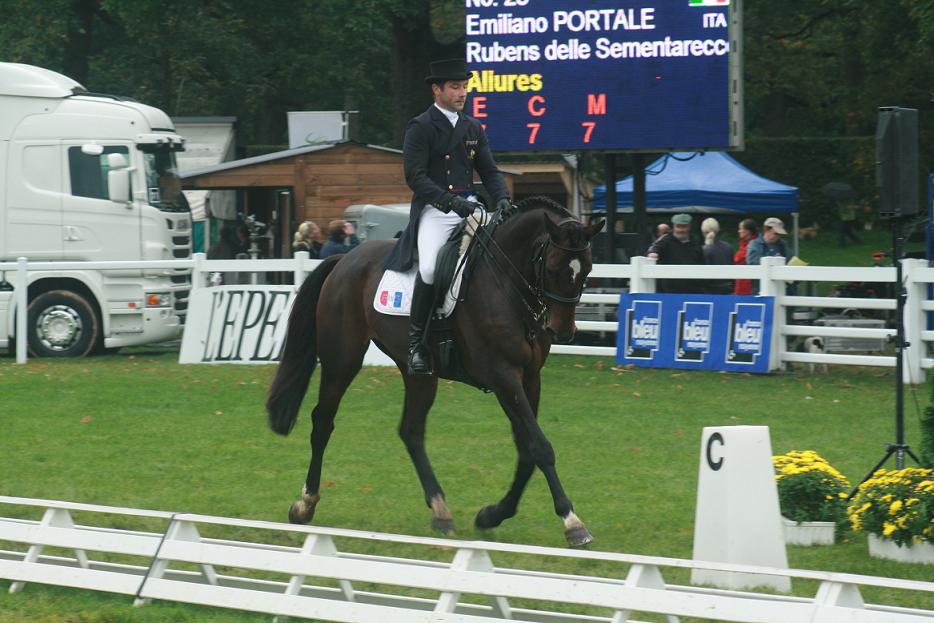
510, 196, 575, 222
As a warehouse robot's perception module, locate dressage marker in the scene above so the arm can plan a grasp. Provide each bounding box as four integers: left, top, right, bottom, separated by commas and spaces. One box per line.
1, 496, 932, 623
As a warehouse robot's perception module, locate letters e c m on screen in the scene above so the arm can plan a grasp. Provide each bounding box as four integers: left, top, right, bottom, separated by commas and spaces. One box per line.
464, 0, 743, 152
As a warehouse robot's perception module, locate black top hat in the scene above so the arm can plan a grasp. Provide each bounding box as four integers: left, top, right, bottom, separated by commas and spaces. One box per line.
425, 58, 474, 84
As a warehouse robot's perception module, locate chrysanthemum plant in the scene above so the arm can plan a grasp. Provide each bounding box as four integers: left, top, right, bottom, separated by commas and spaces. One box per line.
773, 450, 850, 524
847, 467, 934, 547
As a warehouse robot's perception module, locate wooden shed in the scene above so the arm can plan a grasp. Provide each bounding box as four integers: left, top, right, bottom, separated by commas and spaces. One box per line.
181, 140, 516, 258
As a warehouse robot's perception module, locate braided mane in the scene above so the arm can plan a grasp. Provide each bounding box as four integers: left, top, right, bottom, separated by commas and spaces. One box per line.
512, 196, 575, 221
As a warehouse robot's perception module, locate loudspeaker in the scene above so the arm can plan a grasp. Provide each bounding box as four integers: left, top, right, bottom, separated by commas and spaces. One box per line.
875, 107, 918, 218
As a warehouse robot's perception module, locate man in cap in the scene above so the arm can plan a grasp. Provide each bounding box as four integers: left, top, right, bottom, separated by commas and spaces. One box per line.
382, 58, 511, 375
745, 217, 791, 266
646, 213, 704, 293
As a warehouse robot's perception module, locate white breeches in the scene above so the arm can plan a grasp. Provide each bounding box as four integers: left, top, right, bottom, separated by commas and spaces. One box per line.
417, 201, 477, 284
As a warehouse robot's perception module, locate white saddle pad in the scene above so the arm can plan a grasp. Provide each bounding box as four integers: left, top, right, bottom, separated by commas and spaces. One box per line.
374, 211, 489, 318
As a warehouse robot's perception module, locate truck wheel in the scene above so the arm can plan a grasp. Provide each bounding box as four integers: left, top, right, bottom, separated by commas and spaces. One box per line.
27, 290, 100, 358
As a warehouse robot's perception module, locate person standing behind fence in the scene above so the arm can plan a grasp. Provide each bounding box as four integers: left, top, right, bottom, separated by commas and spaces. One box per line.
700, 217, 733, 294
319, 220, 360, 259
646, 213, 704, 293
746, 217, 790, 294
292, 221, 322, 258
734, 219, 758, 295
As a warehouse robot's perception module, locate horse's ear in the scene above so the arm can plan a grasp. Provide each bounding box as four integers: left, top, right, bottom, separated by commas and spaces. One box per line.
583, 220, 605, 239
543, 213, 561, 240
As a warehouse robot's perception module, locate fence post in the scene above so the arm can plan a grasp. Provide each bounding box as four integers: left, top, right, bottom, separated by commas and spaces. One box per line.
190, 253, 208, 291
902, 258, 926, 385
757, 256, 786, 372
16, 257, 27, 364
293, 251, 310, 287
629, 256, 656, 294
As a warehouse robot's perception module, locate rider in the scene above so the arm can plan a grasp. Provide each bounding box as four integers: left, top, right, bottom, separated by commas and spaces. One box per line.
382, 58, 512, 376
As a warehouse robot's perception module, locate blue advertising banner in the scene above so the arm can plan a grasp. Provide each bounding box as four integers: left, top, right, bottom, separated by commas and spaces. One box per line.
617, 293, 774, 373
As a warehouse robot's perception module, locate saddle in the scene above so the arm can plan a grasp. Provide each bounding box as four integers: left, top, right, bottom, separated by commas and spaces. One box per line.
372, 211, 496, 318
373, 210, 502, 390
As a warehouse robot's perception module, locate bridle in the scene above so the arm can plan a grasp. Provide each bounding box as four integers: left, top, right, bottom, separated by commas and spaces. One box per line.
472, 213, 590, 341
532, 217, 591, 305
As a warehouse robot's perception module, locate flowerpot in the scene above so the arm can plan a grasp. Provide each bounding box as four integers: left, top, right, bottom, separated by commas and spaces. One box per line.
868, 534, 934, 564
781, 516, 835, 546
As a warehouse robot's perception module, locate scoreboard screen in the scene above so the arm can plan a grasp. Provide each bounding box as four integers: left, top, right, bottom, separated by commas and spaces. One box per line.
464, 0, 742, 152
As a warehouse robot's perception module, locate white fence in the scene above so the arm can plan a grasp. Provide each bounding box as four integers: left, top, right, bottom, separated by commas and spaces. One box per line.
4, 253, 932, 382
2, 496, 932, 623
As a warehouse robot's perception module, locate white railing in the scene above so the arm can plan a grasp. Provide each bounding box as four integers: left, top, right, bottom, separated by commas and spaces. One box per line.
4, 253, 931, 382
1, 496, 932, 623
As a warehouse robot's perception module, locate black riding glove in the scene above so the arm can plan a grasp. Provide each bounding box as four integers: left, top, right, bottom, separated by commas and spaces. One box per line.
495, 198, 513, 213
446, 195, 477, 218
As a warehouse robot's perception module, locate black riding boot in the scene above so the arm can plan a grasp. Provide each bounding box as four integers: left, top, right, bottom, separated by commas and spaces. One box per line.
407, 276, 436, 375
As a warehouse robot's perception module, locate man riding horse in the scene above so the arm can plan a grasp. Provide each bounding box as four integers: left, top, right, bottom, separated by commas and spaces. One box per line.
267, 58, 604, 546
382, 58, 512, 376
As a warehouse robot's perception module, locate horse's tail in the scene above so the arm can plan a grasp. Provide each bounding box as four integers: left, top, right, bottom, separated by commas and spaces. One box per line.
266, 255, 342, 436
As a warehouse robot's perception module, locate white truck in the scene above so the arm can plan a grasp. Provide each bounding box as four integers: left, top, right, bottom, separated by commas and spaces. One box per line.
0, 63, 191, 357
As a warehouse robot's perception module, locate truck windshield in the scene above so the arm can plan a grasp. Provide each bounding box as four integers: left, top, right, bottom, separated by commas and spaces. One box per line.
142, 148, 187, 212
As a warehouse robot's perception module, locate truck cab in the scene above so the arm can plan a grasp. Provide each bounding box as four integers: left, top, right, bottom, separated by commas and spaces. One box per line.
0, 63, 191, 356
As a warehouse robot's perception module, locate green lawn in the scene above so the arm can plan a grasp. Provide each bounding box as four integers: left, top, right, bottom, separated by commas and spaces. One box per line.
0, 348, 931, 621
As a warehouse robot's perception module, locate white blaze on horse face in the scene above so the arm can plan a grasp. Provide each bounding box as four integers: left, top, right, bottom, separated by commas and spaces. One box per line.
569, 259, 582, 283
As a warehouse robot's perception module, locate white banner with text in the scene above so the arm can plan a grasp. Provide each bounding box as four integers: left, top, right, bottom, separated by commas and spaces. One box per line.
180, 286, 294, 364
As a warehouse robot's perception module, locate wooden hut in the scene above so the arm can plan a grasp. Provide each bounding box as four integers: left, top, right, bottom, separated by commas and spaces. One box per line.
181, 140, 516, 258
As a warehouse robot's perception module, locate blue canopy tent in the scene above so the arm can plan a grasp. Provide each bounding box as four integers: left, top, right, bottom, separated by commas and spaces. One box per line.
591, 151, 799, 255
592, 151, 797, 214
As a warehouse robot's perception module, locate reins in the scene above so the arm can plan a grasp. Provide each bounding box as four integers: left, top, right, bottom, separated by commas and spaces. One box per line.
471, 210, 589, 342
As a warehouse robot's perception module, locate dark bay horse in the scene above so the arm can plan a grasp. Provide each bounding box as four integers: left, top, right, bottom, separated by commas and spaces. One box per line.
266, 197, 604, 546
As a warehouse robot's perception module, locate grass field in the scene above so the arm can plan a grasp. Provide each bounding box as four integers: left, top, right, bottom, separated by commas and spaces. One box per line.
1, 346, 932, 621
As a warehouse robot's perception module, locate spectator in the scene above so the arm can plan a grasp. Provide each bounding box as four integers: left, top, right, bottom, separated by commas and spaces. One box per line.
292, 221, 322, 258
837, 200, 863, 247
647, 213, 704, 293
319, 219, 361, 259
654, 222, 670, 240
746, 217, 791, 295
207, 222, 245, 260
700, 217, 733, 294
733, 218, 758, 295
746, 217, 791, 265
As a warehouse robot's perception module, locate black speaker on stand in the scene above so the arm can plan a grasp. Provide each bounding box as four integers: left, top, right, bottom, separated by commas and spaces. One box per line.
876, 107, 919, 219
849, 107, 922, 498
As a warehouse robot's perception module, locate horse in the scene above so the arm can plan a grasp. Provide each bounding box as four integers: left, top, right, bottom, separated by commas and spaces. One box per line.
266, 197, 605, 546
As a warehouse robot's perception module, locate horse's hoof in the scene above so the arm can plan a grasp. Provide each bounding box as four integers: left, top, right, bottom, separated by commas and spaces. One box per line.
288, 500, 314, 524
432, 516, 456, 535
565, 524, 594, 547
474, 505, 502, 530
288, 487, 320, 524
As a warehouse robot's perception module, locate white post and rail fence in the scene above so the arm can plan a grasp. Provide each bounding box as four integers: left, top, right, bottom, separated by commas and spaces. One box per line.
3, 254, 932, 383
1, 495, 932, 623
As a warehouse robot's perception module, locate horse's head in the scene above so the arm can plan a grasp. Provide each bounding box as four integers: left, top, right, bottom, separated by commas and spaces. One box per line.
540, 214, 605, 343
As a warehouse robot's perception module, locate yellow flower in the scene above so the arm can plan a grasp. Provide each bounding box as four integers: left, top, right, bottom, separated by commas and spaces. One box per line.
889, 500, 903, 515
883, 522, 897, 537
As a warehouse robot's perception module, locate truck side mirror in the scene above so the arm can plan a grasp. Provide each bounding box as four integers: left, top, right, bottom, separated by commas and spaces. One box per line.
106, 153, 131, 203
81, 143, 104, 156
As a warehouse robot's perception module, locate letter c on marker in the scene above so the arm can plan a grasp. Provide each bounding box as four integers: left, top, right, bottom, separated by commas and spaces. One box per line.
706, 432, 724, 471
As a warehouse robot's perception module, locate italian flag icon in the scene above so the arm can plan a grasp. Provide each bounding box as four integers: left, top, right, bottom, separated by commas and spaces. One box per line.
690, 0, 729, 6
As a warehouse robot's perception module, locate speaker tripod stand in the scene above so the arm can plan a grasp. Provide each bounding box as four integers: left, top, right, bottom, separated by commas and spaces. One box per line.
847, 217, 922, 499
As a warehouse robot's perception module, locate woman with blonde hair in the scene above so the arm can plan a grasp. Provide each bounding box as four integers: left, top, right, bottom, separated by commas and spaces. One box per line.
701, 217, 733, 294
292, 221, 322, 258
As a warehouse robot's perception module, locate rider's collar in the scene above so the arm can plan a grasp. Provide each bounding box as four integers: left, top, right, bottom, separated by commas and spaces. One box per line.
434, 103, 459, 127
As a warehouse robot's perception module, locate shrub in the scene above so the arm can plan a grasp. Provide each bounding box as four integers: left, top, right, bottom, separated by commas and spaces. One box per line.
773, 450, 850, 523
847, 467, 934, 547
